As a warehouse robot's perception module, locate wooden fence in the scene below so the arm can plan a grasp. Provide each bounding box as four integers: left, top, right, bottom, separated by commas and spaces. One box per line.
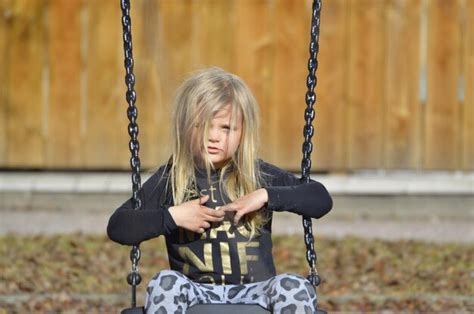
0, 0, 472, 171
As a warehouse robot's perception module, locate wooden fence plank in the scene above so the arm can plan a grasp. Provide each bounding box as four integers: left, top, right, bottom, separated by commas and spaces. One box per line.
156, 0, 195, 84
47, 0, 82, 168
84, 0, 127, 169
192, 0, 235, 71
347, 0, 387, 169
7, 0, 46, 168
128, 0, 164, 169
154, 0, 195, 167
313, 0, 348, 171
425, 0, 461, 170
234, 0, 276, 161
462, 0, 474, 170
271, 0, 311, 171
385, 0, 422, 169
0, 0, 12, 165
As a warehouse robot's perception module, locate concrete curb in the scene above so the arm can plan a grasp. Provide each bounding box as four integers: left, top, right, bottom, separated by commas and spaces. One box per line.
1, 171, 473, 195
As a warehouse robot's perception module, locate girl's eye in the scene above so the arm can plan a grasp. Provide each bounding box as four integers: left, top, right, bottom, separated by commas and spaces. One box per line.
222, 126, 230, 131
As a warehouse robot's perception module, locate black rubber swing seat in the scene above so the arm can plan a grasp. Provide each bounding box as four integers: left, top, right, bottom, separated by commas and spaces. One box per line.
120, 304, 269, 314
121, 304, 327, 314
121, 304, 269, 314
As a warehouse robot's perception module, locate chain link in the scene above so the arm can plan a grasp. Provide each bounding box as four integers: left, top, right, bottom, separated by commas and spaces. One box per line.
301, 0, 322, 288
120, 0, 143, 308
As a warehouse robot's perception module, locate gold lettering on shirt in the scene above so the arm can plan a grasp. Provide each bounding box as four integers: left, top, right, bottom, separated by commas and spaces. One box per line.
178, 243, 213, 274
237, 242, 259, 274
199, 185, 218, 203
209, 221, 235, 239
220, 242, 232, 274
188, 189, 199, 198
198, 275, 215, 284
236, 223, 251, 238
209, 185, 217, 203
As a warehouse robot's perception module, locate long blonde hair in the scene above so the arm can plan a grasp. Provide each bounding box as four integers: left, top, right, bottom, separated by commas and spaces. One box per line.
168, 67, 266, 238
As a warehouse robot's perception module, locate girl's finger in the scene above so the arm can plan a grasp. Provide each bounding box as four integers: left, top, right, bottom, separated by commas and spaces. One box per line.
234, 212, 243, 224
192, 194, 209, 204
205, 215, 224, 222
202, 222, 211, 229
197, 228, 205, 234
199, 194, 210, 204
221, 204, 238, 212
204, 208, 225, 217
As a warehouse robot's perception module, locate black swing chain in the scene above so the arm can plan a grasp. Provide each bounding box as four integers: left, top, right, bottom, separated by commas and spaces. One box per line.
301, 0, 322, 288
120, 0, 143, 308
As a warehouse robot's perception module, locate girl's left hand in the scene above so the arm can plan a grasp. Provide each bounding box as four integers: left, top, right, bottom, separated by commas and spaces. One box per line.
220, 188, 268, 224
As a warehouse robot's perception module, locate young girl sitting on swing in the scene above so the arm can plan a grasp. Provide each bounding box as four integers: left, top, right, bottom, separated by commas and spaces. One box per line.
107, 67, 333, 314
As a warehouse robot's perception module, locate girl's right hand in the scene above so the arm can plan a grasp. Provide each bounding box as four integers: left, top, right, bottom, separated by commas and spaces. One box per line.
168, 195, 225, 233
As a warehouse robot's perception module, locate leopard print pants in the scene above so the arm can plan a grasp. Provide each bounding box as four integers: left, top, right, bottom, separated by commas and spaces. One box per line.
144, 270, 317, 314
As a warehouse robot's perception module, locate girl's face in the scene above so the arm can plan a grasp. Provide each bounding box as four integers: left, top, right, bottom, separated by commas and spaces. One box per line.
198, 105, 242, 169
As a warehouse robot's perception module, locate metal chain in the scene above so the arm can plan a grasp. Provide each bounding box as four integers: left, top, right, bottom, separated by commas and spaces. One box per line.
120, 0, 143, 308
301, 0, 322, 288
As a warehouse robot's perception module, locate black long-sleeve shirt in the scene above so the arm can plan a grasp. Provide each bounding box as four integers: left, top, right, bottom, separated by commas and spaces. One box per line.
107, 159, 332, 284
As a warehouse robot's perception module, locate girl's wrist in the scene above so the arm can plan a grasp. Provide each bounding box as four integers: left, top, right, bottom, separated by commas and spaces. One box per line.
260, 188, 269, 204
168, 206, 181, 227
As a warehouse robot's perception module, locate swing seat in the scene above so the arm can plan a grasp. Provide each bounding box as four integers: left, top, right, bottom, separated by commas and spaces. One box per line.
121, 304, 327, 314
121, 304, 269, 314
189, 304, 327, 314
188, 304, 270, 314
121, 307, 144, 314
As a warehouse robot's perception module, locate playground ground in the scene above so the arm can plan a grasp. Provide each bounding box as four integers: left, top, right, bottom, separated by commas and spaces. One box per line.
0, 171, 473, 312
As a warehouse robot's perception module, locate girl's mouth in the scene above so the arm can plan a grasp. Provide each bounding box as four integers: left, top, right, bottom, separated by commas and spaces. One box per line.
207, 146, 220, 154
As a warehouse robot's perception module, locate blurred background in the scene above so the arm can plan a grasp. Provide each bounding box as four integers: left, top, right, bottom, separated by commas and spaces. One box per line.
0, 0, 473, 312
0, 0, 472, 171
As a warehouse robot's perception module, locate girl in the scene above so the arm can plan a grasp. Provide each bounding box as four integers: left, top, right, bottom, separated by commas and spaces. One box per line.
107, 67, 332, 314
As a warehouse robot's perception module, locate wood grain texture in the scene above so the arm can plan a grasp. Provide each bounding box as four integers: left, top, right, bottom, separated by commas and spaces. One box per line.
313, 0, 348, 171
385, 0, 422, 169
128, 0, 164, 169
234, 0, 276, 162
272, 0, 310, 171
83, 0, 127, 169
7, 0, 46, 167
154, 0, 195, 167
425, 0, 461, 170
461, 0, 474, 170
47, 0, 82, 168
192, 0, 235, 71
347, 0, 387, 169
0, 0, 12, 164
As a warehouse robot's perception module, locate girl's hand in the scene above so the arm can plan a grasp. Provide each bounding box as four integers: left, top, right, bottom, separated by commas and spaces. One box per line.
168, 195, 225, 233
220, 188, 268, 224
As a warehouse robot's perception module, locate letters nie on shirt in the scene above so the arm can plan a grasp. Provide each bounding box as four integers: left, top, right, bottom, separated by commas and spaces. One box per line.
177, 182, 260, 284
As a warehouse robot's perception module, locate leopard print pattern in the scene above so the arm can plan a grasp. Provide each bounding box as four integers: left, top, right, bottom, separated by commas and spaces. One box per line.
145, 270, 316, 314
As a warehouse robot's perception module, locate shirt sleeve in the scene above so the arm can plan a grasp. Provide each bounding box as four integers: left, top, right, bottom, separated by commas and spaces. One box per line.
261, 161, 333, 219
106, 165, 178, 246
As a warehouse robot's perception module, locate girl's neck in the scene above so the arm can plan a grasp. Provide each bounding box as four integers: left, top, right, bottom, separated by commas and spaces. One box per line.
194, 162, 234, 179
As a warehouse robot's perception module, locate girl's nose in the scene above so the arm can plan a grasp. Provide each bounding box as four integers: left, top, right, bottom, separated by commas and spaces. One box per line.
208, 128, 219, 142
